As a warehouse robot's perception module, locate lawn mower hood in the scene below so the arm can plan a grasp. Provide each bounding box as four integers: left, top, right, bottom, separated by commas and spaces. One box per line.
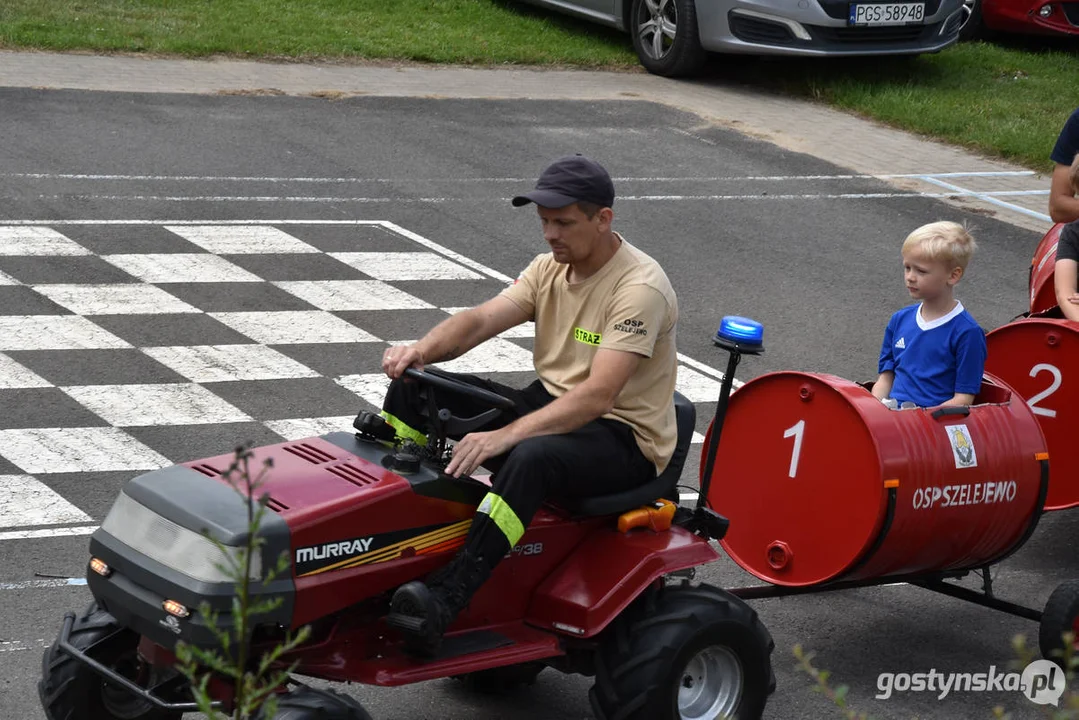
86, 430, 486, 651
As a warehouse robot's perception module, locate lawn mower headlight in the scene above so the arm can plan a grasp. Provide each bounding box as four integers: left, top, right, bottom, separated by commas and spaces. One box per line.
100, 492, 261, 583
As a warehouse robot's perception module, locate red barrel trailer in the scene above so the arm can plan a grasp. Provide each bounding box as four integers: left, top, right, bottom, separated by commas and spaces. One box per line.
1029, 223, 1063, 317
985, 318, 1079, 512
696, 322, 1076, 665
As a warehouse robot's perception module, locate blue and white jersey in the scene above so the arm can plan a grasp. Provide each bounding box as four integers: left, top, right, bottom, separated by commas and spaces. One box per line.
877, 302, 987, 407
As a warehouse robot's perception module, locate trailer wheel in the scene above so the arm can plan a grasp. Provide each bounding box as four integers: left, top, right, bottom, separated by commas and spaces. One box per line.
1040, 580, 1079, 669
453, 661, 546, 694
38, 602, 180, 720
589, 583, 775, 720
259, 686, 372, 720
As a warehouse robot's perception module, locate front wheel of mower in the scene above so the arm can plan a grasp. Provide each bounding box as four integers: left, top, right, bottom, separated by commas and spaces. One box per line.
258, 686, 372, 720
38, 602, 181, 720
1039, 580, 1079, 669
589, 583, 775, 720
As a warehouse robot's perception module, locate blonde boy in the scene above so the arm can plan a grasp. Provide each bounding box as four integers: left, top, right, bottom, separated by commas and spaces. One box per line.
871, 221, 987, 408
1054, 154, 1079, 322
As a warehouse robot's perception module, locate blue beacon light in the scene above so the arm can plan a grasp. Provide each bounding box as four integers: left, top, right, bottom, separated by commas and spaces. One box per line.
715, 315, 764, 354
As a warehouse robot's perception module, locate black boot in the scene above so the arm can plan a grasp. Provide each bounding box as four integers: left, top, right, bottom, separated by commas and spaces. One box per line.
386, 549, 493, 658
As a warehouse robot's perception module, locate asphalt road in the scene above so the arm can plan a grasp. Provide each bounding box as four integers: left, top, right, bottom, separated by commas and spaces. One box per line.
0, 87, 1068, 720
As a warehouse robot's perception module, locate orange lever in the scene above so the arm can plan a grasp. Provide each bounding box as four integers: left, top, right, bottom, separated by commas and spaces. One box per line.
618, 498, 677, 533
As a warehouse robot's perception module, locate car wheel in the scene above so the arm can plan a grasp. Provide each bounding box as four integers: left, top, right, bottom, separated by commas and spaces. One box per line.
589, 582, 775, 720
629, 0, 707, 78
957, 0, 986, 41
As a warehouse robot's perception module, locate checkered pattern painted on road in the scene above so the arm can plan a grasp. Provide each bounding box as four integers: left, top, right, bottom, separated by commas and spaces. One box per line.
0, 221, 719, 537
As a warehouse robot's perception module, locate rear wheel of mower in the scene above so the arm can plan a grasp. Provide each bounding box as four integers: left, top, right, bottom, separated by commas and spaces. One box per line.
453, 661, 546, 694
260, 686, 372, 720
38, 602, 181, 720
1039, 580, 1079, 669
589, 583, 774, 720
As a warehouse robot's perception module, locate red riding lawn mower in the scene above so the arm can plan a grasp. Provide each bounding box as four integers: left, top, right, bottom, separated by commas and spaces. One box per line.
38, 319, 778, 720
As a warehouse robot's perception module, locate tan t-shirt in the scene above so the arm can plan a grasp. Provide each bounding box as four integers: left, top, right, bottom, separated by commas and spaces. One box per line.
500, 235, 679, 473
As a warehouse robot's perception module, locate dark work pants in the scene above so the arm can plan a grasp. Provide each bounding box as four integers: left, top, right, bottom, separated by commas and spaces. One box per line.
382, 369, 656, 570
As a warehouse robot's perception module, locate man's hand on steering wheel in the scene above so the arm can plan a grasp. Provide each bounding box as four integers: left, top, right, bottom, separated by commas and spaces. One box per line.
382, 345, 423, 379
445, 427, 517, 478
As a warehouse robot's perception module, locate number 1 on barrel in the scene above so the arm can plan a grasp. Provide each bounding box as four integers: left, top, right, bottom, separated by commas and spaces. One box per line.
783, 419, 805, 478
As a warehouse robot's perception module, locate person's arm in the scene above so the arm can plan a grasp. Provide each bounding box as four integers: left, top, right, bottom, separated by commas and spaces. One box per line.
871, 371, 894, 400
381, 296, 529, 378
1049, 164, 1079, 223
937, 392, 976, 408
871, 316, 897, 399
1055, 259, 1079, 322
444, 348, 640, 477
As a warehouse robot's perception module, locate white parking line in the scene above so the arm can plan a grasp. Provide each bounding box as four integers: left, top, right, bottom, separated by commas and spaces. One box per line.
0, 171, 1037, 182
27, 190, 1051, 203
916, 175, 1052, 223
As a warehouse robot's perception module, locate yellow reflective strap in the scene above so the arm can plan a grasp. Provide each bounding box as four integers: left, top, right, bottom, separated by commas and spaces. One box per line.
477, 492, 525, 546
379, 411, 428, 447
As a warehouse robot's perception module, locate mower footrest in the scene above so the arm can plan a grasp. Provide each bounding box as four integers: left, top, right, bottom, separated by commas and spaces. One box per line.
364, 622, 563, 686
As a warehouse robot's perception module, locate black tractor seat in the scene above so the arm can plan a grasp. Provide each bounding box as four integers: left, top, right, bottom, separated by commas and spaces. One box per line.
559, 392, 696, 517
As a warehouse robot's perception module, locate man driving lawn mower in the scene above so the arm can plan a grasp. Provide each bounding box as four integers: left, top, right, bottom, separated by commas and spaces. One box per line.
377, 153, 681, 657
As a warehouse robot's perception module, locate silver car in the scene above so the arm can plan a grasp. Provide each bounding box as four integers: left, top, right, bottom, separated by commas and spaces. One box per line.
519, 0, 965, 76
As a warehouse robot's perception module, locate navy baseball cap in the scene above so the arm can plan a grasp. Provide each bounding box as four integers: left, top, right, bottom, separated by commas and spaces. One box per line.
512, 154, 615, 209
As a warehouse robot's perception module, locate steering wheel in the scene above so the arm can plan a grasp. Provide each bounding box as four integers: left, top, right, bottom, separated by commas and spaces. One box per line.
403, 368, 516, 411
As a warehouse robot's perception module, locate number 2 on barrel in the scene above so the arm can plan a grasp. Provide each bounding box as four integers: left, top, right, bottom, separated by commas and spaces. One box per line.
1027, 363, 1062, 418
783, 419, 805, 478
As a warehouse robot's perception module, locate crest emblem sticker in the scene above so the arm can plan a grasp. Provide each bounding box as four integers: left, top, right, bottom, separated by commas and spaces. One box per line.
946, 424, 978, 469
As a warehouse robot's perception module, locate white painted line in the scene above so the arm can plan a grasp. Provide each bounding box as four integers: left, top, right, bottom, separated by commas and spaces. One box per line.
0, 577, 87, 590
336, 373, 392, 410
427, 337, 535, 374
0, 476, 92, 527
0, 220, 386, 226
677, 352, 743, 389
916, 176, 1053, 223
274, 279, 435, 311
329, 252, 484, 281
0, 171, 1036, 182
0, 316, 132, 351
379, 222, 515, 283
61, 384, 253, 426
0, 227, 90, 255
0, 353, 53, 389
209, 310, 382, 344
0, 428, 169, 473
101, 253, 263, 283
0, 270, 17, 285
0, 526, 97, 541
32, 284, 201, 315
165, 225, 320, 254
141, 345, 321, 383
441, 307, 536, 338
29, 189, 1051, 204
265, 415, 356, 441
0, 639, 45, 653
676, 366, 725, 403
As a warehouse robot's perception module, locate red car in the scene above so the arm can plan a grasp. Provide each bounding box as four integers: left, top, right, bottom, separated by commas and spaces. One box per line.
961, 0, 1079, 37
